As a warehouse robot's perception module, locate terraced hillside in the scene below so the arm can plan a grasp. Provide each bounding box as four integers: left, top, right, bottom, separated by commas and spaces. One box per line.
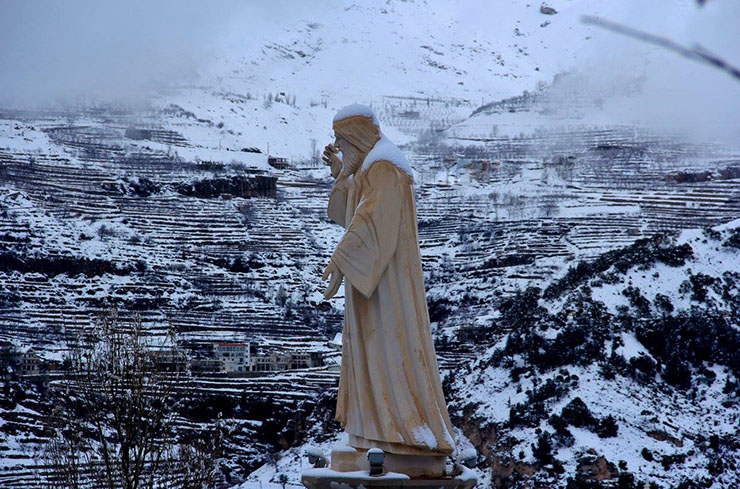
3, 100, 738, 349
413, 123, 739, 330
0, 108, 346, 485
1, 87, 739, 486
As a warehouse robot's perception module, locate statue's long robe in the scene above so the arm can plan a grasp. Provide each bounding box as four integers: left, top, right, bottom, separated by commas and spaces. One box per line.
328, 160, 455, 456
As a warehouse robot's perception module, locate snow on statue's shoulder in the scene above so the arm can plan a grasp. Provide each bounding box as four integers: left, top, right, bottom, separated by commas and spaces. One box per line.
361, 134, 414, 181
333, 103, 379, 126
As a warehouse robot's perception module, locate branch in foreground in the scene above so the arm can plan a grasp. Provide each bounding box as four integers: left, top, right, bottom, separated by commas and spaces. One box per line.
582, 15, 740, 82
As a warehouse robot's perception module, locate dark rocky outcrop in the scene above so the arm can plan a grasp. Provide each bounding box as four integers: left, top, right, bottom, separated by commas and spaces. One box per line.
0, 251, 133, 277
176, 175, 277, 198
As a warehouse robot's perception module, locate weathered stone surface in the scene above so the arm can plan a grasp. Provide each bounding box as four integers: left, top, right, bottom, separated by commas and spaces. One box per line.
330, 446, 447, 478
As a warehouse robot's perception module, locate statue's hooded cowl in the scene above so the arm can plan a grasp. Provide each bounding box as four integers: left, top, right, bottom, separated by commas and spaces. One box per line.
328, 113, 455, 456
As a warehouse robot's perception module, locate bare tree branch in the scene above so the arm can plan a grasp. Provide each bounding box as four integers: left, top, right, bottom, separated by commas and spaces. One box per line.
40, 309, 221, 489
582, 15, 740, 82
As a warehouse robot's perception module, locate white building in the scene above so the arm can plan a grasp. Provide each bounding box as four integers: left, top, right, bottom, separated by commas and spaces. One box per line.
215, 343, 250, 373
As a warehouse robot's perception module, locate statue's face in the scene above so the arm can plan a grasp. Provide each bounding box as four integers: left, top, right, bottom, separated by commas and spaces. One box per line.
334, 134, 364, 175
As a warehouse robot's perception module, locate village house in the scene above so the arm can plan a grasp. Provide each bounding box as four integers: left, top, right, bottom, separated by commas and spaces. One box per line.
249, 349, 323, 373
208, 342, 325, 374
182, 341, 326, 375
215, 342, 252, 373
456, 324, 490, 344
267, 156, 290, 169
148, 349, 188, 373
0, 346, 41, 376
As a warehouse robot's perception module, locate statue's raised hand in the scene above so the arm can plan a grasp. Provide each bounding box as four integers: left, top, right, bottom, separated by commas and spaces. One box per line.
322, 143, 343, 179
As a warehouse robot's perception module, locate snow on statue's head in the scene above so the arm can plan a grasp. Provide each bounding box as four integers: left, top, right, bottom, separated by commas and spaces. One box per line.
333, 104, 381, 175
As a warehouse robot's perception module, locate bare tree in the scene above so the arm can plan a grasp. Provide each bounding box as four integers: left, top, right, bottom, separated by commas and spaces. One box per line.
582, 15, 740, 82
277, 473, 289, 489
40, 309, 221, 489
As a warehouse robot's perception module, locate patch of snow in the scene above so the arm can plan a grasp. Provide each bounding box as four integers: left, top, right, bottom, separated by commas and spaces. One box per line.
305, 446, 327, 458
361, 133, 413, 180
302, 468, 410, 480
329, 332, 343, 347
333, 104, 379, 127
616, 332, 650, 360
411, 424, 438, 451
441, 419, 456, 452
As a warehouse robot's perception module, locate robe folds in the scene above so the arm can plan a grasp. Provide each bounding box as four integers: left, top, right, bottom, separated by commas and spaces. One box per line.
328, 160, 455, 456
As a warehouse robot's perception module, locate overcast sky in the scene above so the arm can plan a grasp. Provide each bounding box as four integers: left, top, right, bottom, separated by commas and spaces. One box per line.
0, 0, 737, 134
0, 0, 319, 105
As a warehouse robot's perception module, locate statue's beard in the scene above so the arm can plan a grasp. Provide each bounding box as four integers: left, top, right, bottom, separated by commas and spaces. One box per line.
340, 144, 364, 175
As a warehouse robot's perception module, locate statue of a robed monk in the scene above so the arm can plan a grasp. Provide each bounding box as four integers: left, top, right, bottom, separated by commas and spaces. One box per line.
320, 104, 455, 462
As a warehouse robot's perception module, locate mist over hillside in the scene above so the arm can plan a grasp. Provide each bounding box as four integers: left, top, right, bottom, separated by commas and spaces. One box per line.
0, 1, 738, 488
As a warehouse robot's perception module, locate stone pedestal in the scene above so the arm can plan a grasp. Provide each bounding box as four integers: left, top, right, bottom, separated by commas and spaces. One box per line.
330, 446, 447, 478
301, 467, 477, 489
301, 442, 477, 489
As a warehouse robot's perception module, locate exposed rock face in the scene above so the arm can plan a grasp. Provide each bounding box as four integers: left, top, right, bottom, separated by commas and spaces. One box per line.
647, 429, 684, 448
0, 251, 135, 277
455, 405, 498, 459
176, 175, 277, 198
540, 5, 558, 15
453, 406, 542, 488
577, 453, 618, 481
491, 459, 539, 487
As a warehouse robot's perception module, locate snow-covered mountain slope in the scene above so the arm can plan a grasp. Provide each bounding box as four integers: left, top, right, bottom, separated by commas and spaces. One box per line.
208, 0, 736, 102
448, 220, 740, 488
243, 222, 740, 489
158, 0, 740, 161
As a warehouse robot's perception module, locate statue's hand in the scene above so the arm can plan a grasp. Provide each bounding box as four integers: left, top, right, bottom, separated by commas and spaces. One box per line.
322, 144, 343, 179
322, 260, 344, 300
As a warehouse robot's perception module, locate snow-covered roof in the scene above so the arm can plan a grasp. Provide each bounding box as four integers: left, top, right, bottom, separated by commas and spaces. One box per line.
332, 103, 379, 127
361, 134, 413, 181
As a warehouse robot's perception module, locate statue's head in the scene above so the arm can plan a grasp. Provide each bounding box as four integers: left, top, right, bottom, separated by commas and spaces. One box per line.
333, 104, 381, 175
